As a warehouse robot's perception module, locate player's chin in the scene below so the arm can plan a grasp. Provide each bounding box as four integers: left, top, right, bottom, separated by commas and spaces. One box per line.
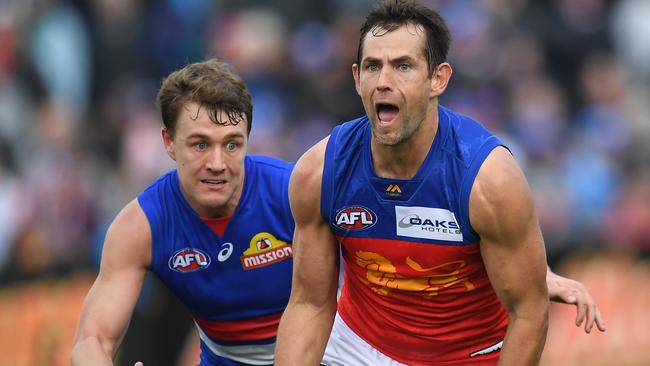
204, 194, 229, 206
196, 190, 229, 208
374, 131, 402, 146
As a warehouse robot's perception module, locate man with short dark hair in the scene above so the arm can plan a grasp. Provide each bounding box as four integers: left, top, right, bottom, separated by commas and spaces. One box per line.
275, 1, 603, 365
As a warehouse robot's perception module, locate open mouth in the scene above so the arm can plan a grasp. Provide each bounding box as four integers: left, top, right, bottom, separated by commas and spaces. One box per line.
201, 179, 225, 186
376, 103, 399, 123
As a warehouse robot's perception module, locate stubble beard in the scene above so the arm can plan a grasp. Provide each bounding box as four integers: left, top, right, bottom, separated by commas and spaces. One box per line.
372, 113, 422, 147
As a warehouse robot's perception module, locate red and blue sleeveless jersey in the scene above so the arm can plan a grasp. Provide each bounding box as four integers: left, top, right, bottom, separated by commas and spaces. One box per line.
321, 106, 509, 365
138, 155, 294, 366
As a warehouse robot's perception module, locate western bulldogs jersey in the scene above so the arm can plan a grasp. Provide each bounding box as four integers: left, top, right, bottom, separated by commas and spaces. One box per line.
321, 106, 509, 365
138, 155, 294, 366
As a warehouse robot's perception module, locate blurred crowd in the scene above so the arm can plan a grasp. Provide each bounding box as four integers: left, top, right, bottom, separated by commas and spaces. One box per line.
1, 0, 649, 285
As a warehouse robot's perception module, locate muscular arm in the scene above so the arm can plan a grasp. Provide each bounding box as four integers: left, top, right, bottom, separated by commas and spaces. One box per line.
275, 138, 340, 365
470, 147, 549, 366
71, 199, 151, 365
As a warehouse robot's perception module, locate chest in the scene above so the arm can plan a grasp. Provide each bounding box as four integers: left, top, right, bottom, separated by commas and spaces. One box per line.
152, 206, 294, 319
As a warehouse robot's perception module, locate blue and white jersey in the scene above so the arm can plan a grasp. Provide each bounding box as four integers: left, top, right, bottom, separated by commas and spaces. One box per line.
138, 155, 294, 366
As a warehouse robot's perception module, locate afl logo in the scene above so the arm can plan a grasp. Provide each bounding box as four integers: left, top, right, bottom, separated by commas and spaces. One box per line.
169, 248, 211, 273
334, 206, 377, 230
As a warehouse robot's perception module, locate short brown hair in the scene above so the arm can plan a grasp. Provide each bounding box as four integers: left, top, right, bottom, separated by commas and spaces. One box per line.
156, 59, 253, 136
357, 0, 451, 77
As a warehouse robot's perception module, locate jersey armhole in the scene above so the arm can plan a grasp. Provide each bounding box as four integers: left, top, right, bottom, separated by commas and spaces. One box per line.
458, 137, 510, 239
136, 194, 157, 268
283, 163, 295, 233
320, 128, 340, 226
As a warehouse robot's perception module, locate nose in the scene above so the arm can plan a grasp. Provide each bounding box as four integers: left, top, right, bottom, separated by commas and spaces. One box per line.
376, 66, 394, 92
205, 147, 226, 172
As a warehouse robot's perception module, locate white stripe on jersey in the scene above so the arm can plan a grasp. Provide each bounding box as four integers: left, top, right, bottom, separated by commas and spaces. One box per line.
196, 322, 275, 365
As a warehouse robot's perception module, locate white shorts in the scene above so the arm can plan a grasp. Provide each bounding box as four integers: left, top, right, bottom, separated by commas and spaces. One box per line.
321, 313, 406, 366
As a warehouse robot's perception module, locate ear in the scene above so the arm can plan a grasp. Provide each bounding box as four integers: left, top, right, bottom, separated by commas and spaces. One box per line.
430, 62, 453, 98
161, 127, 176, 161
352, 63, 361, 96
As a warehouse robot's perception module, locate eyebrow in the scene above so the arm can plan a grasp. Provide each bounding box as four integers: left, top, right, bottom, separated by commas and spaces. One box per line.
224, 133, 246, 141
390, 56, 416, 65
362, 55, 416, 65
185, 131, 246, 141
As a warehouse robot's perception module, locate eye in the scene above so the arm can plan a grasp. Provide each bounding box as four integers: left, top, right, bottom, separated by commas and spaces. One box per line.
398, 63, 410, 71
366, 64, 379, 72
195, 142, 207, 151
226, 142, 238, 151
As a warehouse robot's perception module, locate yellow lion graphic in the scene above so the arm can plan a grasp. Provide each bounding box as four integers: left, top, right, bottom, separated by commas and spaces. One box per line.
354, 251, 476, 297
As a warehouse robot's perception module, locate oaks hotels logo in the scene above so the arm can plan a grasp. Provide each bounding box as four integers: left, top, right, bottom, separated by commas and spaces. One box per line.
395, 206, 463, 242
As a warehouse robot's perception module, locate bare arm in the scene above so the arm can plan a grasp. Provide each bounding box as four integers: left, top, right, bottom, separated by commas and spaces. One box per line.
470, 147, 549, 366
275, 138, 340, 365
71, 199, 151, 365
547, 268, 606, 333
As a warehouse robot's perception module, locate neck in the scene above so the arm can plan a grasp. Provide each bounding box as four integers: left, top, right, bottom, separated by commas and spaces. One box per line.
371, 107, 439, 180
203, 188, 242, 218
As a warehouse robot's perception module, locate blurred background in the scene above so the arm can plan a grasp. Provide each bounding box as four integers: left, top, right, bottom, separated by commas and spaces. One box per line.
0, 0, 648, 365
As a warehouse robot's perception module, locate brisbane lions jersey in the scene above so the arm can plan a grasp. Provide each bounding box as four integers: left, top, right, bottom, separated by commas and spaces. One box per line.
321, 106, 509, 365
138, 155, 294, 366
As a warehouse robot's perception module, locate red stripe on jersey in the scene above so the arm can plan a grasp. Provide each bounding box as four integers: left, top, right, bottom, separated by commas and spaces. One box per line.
193, 312, 281, 342
337, 236, 508, 365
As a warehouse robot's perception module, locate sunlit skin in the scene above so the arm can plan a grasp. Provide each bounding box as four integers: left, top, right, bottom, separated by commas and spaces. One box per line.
162, 102, 248, 218
352, 23, 452, 179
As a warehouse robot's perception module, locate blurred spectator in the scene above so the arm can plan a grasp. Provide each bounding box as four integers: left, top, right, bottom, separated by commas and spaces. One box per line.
610, 0, 650, 182
553, 52, 631, 252
508, 76, 569, 162
611, 0, 650, 82
87, 0, 147, 98
560, 140, 620, 249
574, 53, 630, 157
145, 0, 217, 77
28, 0, 91, 120
8, 100, 97, 280
523, 0, 612, 111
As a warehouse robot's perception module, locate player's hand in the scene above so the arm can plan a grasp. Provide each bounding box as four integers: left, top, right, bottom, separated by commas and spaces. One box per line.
547, 270, 606, 333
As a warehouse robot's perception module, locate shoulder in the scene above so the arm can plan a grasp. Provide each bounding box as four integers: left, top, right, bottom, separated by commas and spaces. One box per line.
469, 147, 534, 241
103, 199, 152, 269
289, 136, 330, 221
292, 136, 329, 189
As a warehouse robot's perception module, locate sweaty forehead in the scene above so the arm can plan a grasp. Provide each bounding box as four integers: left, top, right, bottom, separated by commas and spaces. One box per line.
176, 102, 247, 136
362, 23, 427, 61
